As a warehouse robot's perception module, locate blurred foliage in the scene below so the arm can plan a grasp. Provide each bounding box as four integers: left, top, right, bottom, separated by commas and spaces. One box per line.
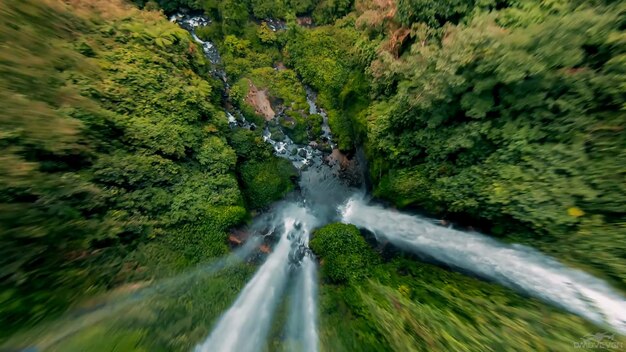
312, 224, 621, 351
136, 0, 355, 28
0, 0, 294, 337
204, 0, 352, 24
35, 263, 256, 352
363, 0, 626, 285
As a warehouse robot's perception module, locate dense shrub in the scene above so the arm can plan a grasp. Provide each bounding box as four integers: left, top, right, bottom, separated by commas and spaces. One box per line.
310, 223, 379, 283
239, 159, 297, 209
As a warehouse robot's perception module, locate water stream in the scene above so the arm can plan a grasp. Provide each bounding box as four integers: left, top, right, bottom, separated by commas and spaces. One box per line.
341, 196, 626, 334
171, 13, 344, 352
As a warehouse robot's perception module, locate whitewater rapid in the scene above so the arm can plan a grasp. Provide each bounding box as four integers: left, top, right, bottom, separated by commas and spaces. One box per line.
341, 196, 626, 334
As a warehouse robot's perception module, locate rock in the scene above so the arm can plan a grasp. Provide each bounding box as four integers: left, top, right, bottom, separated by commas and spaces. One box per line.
245, 81, 275, 120
228, 235, 242, 245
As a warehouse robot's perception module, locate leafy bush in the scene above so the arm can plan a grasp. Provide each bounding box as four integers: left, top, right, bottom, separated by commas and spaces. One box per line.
285, 24, 369, 150
310, 223, 379, 283
318, 253, 605, 351
239, 159, 297, 209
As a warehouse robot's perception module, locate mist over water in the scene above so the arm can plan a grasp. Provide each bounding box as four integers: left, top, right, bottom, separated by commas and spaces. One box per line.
341, 196, 626, 334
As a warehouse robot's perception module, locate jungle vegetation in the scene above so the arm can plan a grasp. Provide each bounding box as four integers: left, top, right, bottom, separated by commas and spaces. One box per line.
2, 0, 625, 350
0, 0, 294, 337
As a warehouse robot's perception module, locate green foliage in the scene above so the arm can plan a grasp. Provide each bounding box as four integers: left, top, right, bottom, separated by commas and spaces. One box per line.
307, 113, 324, 140
281, 111, 310, 144
230, 62, 312, 142
257, 22, 278, 44
218, 33, 278, 80
289, 0, 318, 15
228, 128, 276, 160
239, 159, 297, 209
157, 206, 247, 267
310, 223, 379, 283
195, 24, 222, 42
134, 0, 204, 12
207, 0, 251, 36
0, 0, 247, 336
197, 136, 237, 173
312, 0, 353, 24
38, 263, 256, 352
285, 26, 358, 100
366, 1, 626, 283
250, 0, 288, 19
395, 0, 481, 27
355, 264, 603, 352
285, 24, 369, 150
248, 67, 308, 111
227, 128, 297, 209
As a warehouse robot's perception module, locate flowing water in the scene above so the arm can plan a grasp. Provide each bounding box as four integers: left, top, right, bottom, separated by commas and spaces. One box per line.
341, 196, 626, 334
285, 254, 319, 352
170, 13, 351, 352
194, 205, 320, 352
6, 237, 262, 351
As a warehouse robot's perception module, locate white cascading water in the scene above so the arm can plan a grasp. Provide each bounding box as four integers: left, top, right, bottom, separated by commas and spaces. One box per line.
195, 205, 319, 352
285, 254, 319, 352
300, 255, 319, 352
341, 196, 626, 334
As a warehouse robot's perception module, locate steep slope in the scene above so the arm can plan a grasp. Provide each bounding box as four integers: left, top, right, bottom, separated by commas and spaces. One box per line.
0, 0, 292, 336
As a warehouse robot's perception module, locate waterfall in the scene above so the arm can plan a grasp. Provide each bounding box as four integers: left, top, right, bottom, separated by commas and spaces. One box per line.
194, 205, 319, 352
340, 196, 626, 334
285, 254, 319, 352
